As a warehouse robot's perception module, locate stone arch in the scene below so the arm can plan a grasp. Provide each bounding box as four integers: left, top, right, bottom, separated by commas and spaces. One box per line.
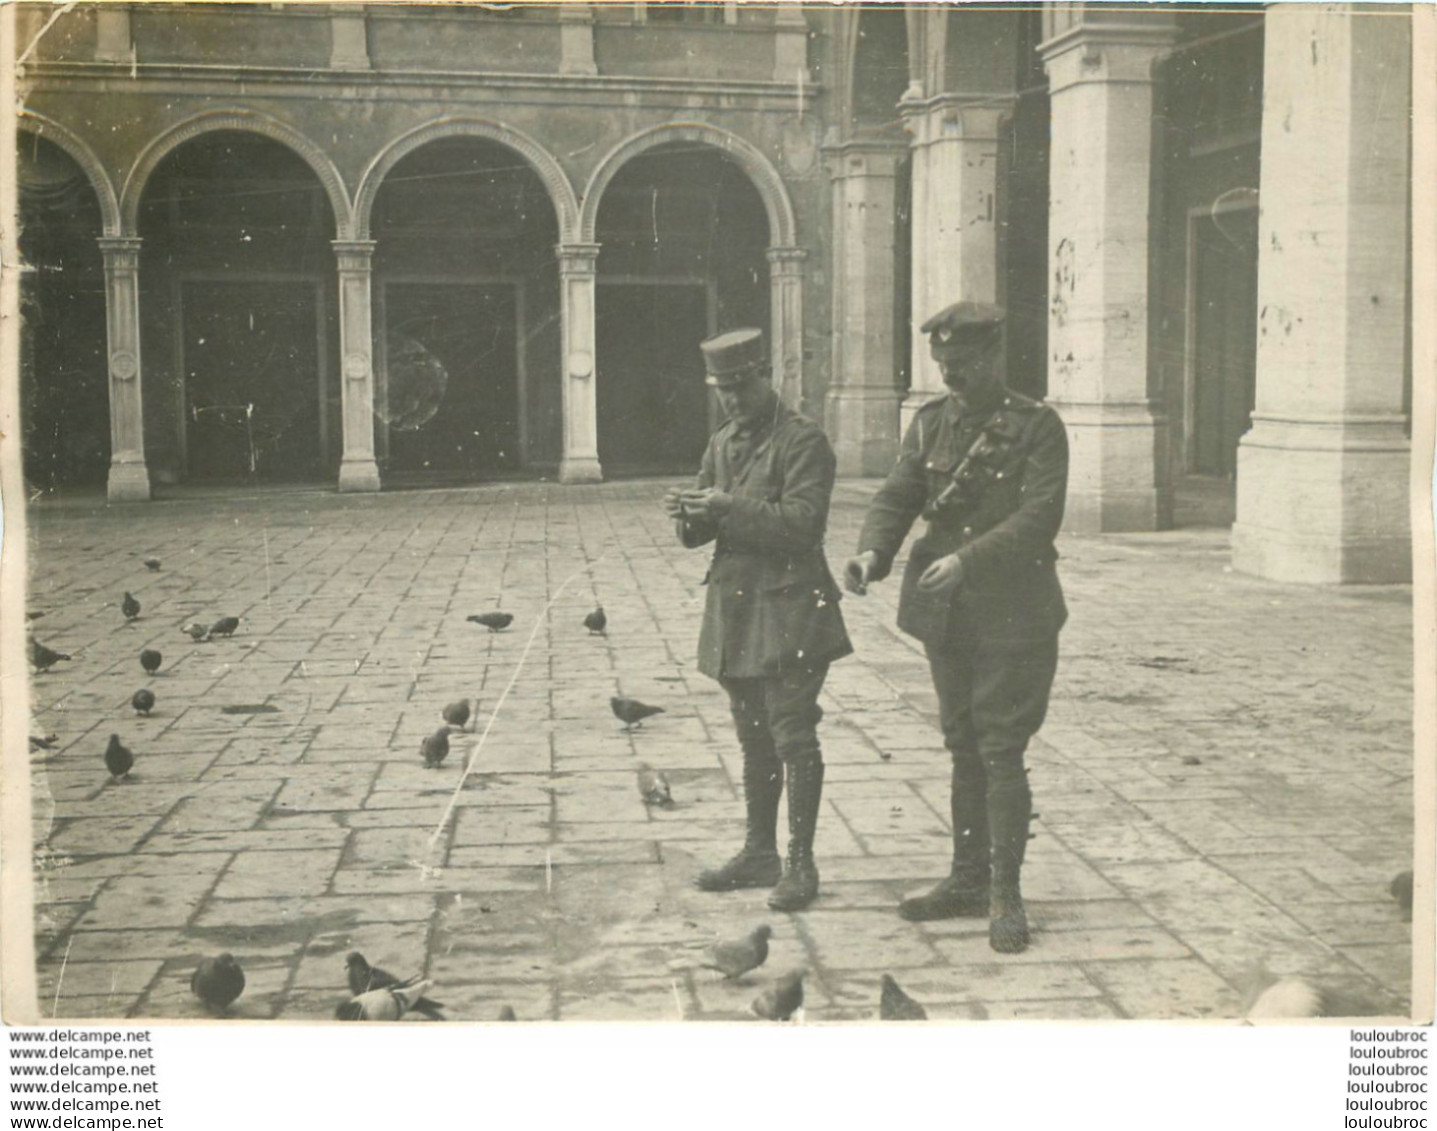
120, 109, 351, 237
579, 122, 796, 247
17, 112, 122, 236
354, 117, 579, 242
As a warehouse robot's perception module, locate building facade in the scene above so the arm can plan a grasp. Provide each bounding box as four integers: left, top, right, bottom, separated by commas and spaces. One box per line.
13, 2, 1416, 582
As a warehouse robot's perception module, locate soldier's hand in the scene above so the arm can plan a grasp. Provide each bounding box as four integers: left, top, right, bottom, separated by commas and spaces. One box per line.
678, 487, 732, 519
917, 552, 964, 594
663, 487, 686, 519
844, 552, 878, 596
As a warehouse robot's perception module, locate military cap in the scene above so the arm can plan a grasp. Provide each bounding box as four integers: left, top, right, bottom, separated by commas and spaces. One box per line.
921, 301, 1005, 360
701, 328, 767, 387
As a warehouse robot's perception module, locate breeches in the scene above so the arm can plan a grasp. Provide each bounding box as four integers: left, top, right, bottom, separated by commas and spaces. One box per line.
720, 665, 828, 770
925, 639, 1058, 795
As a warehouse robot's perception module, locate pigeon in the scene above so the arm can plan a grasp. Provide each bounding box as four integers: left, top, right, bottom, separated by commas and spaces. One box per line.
139, 648, 162, 675
701, 925, 773, 981
1391, 870, 1414, 922
344, 952, 445, 1020
336, 979, 438, 1022
131, 689, 155, 716
29, 734, 58, 752
182, 623, 210, 642
1246, 977, 1326, 1020
191, 953, 245, 1014
879, 974, 928, 1021
103, 733, 134, 782
32, 641, 71, 672
143, 558, 162, 572
752, 969, 805, 1021
497, 1005, 517, 1022
442, 698, 472, 731
584, 606, 607, 635
637, 763, 673, 808
121, 592, 141, 621
467, 612, 514, 633
611, 696, 665, 730
421, 727, 451, 769
209, 616, 241, 638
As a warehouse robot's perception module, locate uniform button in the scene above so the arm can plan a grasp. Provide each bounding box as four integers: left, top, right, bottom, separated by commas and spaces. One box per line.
962, 526, 973, 536
995, 471, 1004, 480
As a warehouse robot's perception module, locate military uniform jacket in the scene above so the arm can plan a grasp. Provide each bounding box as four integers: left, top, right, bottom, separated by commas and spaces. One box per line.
857, 388, 1068, 652
680, 399, 853, 680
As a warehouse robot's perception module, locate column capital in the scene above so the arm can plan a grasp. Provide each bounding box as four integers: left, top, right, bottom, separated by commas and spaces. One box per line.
98, 235, 143, 260
332, 239, 376, 270
767, 246, 807, 269
821, 138, 906, 182
899, 94, 1012, 146
556, 242, 601, 264
1039, 16, 1178, 92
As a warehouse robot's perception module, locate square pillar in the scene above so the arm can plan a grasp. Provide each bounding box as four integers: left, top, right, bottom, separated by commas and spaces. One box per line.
1232, 8, 1412, 583
824, 140, 904, 476
768, 247, 806, 413
558, 243, 602, 484
97, 236, 151, 501
900, 97, 1007, 431
1040, 15, 1177, 533
333, 240, 381, 492
329, 11, 371, 71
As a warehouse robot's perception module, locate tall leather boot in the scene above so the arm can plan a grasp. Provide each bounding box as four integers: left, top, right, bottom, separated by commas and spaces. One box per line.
987, 764, 1033, 954
767, 757, 824, 911
696, 745, 784, 891
898, 758, 990, 921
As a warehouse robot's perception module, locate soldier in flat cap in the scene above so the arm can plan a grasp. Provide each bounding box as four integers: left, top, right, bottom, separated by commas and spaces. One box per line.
843, 302, 1068, 953
664, 328, 852, 911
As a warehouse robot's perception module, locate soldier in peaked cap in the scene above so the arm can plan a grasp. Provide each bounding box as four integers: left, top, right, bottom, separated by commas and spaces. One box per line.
843, 302, 1069, 954
664, 328, 852, 912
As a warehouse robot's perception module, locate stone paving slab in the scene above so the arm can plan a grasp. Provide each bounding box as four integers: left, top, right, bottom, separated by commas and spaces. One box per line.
15, 479, 1420, 1023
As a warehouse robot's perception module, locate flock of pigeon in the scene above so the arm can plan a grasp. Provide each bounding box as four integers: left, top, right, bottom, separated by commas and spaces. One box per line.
30, 557, 1413, 1023
38, 567, 907, 1023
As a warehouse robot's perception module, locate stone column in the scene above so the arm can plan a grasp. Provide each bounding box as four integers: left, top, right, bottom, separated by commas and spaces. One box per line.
1039, 14, 1177, 533
1231, 8, 1411, 583
332, 240, 381, 492
558, 4, 597, 77
768, 247, 806, 412
97, 237, 150, 501
824, 140, 904, 475
557, 243, 602, 483
900, 95, 1007, 431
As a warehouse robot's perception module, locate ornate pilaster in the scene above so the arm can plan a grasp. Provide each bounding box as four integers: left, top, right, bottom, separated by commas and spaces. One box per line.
767, 247, 806, 413
97, 236, 150, 501
899, 95, 1009, 432
557, 243, 602, 484
332, 240, 381, 492
824, 141, 905, 475
1039, 13, 1178, 532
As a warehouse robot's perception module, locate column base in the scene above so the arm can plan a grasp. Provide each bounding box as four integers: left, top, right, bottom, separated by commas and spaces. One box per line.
828, 386, 902, 477
1050, 400, 1170, 534
1231, 417, 1410, 583
106, 459, 151, 502
558, 456, 603, 484
337, 459, 382, 492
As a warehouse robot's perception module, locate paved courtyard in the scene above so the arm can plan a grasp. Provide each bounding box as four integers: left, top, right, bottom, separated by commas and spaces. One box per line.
17, 479, 1419, 1022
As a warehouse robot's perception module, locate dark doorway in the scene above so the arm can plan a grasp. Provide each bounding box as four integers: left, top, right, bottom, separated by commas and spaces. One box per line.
1190, 207, 1259, 477
380, 283, 520, 476
182, 280, 324, 482
596, 282, 712, 476
18, 132, 109, 491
